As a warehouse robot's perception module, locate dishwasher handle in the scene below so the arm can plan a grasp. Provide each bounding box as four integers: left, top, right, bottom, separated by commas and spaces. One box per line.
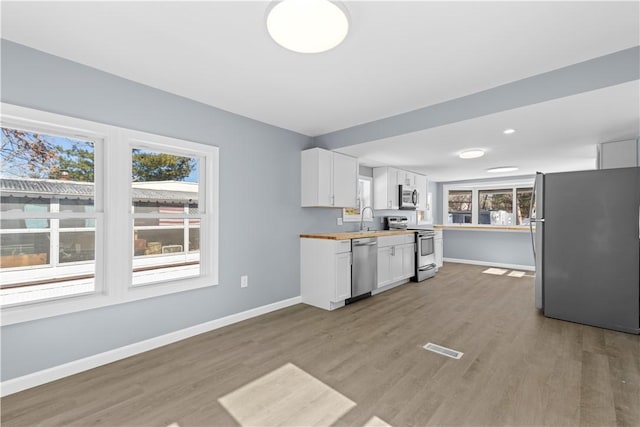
353, 241, 377, 247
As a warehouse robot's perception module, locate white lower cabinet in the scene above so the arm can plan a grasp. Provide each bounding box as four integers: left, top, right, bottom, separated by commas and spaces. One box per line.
334, 251, 352, 302
377, 235, 415, 289
301, 238, 352, 310
377, 246, 394, 287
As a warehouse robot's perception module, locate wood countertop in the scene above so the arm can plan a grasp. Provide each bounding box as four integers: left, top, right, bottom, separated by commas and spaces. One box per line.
300, 230, 416, 240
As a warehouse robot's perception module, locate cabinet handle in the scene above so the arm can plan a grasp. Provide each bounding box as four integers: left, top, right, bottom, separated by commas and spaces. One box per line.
391, 246, 395, 256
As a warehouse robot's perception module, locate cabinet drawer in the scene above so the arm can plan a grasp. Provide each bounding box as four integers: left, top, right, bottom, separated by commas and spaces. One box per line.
378, 234, 415, 248
334, 240, 352, 253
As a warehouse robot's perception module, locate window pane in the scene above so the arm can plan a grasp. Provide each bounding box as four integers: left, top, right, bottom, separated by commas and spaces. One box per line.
448, 190, 472, 224
130, 148, 199, 210
479, 189, 513, 225
0, 232, 50, 267
60, 198, 95, 228
134, 226, 185, 256
189, 225, 200, 252
516, 188, 533, 225
59, 231, 95, 263
1, 128, 96, 306
0, 197, 51, 229
1, 196, 50, 213
133, 202, 187, 226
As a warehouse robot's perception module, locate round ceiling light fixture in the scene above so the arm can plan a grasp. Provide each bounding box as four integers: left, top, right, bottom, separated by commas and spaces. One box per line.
487, 166, 519, 173
266, 0, 349, 54
503, 128, 516, 135
459, 149, 485, 159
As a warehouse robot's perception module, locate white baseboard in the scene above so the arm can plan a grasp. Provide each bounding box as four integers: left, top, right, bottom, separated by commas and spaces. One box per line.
443, 257, 535, 271
1, 296, 302, 397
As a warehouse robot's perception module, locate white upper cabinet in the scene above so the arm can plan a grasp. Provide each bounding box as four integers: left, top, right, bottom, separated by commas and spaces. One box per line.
373, 167, 399, 209
598, 139, 640, 169
397, 170, 416, 187
415, 174, 428, 210
301, 148, 357, 208
373, 166, 427, 210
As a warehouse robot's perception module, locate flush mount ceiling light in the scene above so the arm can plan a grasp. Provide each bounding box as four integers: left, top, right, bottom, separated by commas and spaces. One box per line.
503, 128, 516, 135
459, 149, 485, 159
487, 166, 519, 173
266, 0, 349, 54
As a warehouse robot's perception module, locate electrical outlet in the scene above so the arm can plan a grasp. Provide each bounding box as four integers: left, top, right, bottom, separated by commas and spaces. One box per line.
241, 275, 248, 288
337, 217, 343, 225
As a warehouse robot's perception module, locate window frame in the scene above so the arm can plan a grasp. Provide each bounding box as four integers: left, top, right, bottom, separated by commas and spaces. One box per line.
1, 104, 219, 325
342, 175, 373, 222
443, 179, 534, 227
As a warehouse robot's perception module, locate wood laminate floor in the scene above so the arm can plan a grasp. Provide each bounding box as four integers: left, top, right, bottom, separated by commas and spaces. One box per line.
2, 263, 639, 426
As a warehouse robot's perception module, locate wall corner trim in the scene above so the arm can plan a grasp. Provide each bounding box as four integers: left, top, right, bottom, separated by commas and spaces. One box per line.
0, 296, 302, 397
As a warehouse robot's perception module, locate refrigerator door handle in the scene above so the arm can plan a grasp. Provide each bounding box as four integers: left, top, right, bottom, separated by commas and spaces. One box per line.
530, 176, 538, 260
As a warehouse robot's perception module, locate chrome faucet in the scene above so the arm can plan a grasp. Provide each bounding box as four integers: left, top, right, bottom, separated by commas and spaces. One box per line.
360, 206, 374, 231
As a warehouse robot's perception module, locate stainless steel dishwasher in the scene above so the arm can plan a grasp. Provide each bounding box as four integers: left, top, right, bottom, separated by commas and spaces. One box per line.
347, 237, 378, 304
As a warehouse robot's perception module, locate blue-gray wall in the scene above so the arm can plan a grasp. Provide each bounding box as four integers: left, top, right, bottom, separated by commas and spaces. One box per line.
0, 40, 357, 381
443, 230, 534, 268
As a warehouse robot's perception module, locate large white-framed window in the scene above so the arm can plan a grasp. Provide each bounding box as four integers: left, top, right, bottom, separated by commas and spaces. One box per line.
443, 179, 534, 226
1, 124, 104, 308
0, 104, 219, 325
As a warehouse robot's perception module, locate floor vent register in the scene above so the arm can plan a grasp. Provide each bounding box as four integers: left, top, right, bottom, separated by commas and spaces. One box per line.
423, 342, 464, 359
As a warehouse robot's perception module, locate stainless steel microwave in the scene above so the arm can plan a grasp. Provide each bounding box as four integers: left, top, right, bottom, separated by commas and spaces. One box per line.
398, 185, 418, 210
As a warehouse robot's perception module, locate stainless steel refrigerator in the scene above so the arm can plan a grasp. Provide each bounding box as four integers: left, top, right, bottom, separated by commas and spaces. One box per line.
531, 167, 640, 334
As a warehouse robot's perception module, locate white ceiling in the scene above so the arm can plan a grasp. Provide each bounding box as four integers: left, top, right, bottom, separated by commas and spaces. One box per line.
2, 1, 639, 181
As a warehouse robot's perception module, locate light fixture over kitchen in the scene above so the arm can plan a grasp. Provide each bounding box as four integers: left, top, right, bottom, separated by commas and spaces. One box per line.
266, 0, 349, 54
503, 128, 516, 135
487, 166, 519, 173
459, 149, 485, 159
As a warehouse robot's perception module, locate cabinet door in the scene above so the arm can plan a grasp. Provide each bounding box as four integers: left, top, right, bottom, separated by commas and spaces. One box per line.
390, 245, 404, 282
435, 238, 443, 268
401, 243, 415, 278
377, 247, 393, 288
301, 148, 332, 207
333, 252, 352, 302
387, 168, 399, 209
415, 174, 427, 210
333, 153, 358, 208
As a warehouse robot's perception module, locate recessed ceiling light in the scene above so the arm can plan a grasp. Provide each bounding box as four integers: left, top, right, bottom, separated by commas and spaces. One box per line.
487, 166, 519, 173
503, 128, 516, 135
459, 149, 485, 159
266, 0, 349, 54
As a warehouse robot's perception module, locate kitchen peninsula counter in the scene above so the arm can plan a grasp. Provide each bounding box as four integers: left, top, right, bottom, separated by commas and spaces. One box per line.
300, 230, 415, 240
